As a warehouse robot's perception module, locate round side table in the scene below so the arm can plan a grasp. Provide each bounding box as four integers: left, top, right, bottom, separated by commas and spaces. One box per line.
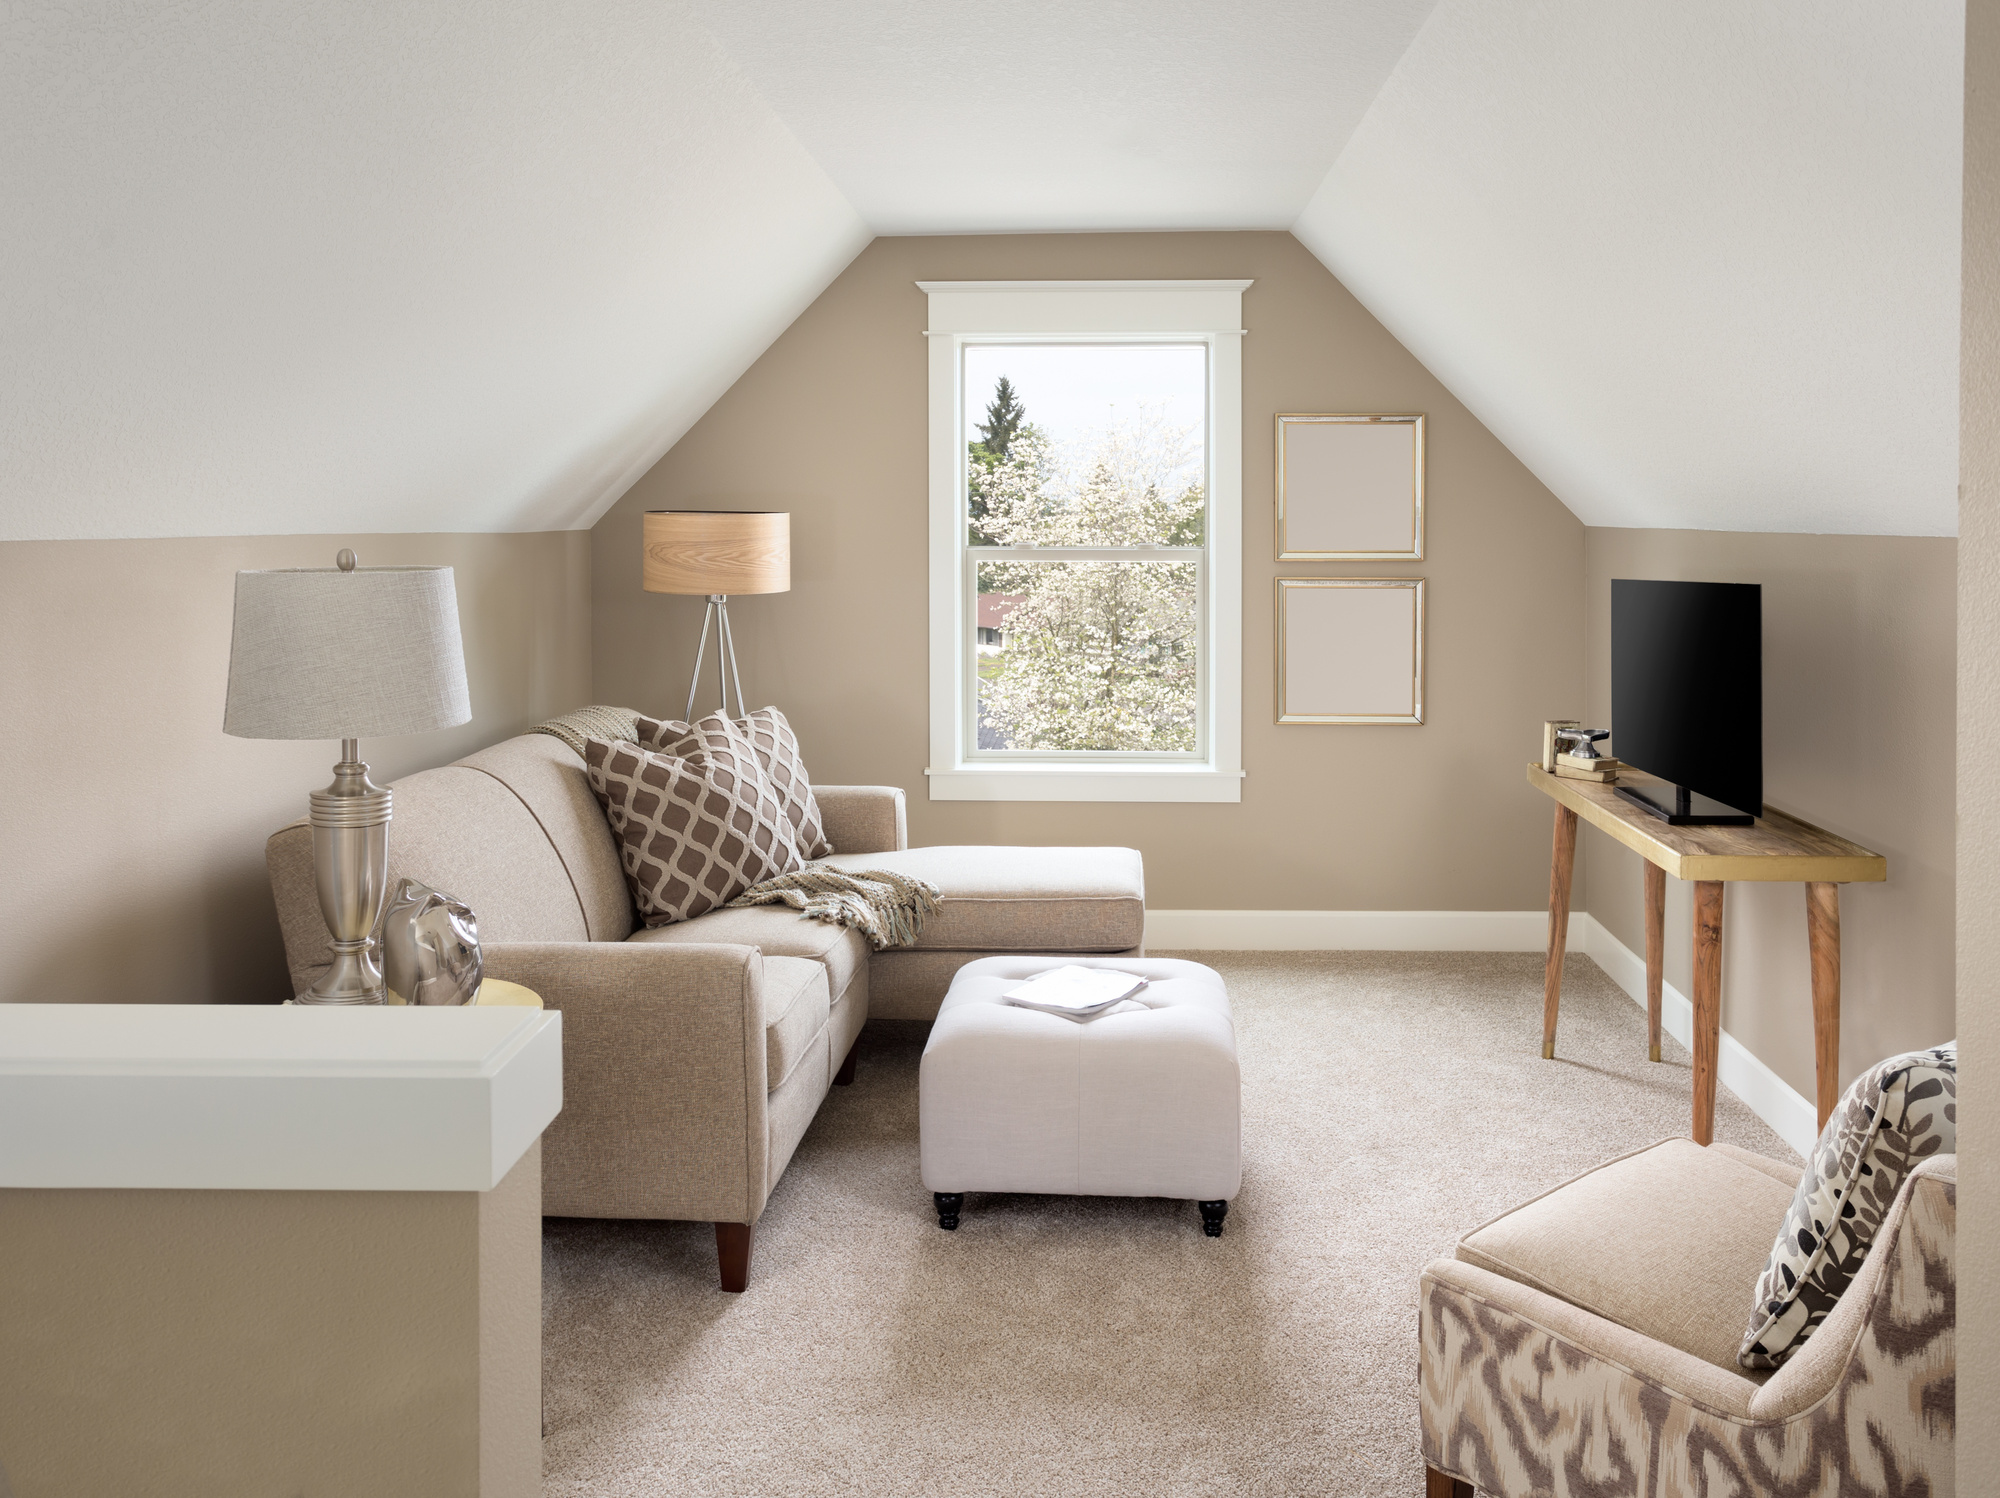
471, 979, 543, 1009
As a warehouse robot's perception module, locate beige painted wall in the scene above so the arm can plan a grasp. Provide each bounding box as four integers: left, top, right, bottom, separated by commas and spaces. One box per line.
0, 1142, 541, 1498
1578, 530, 1957, 1102
0, 533, 590, 1006
592, 232, 1585, 911
1958, 0, 1998, 1482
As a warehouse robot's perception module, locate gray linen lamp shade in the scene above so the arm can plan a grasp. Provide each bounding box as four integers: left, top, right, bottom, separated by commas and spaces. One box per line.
223, 565, 471, 740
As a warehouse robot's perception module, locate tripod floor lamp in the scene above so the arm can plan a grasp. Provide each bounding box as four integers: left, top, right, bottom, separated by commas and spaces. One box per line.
642, 510, 791, 720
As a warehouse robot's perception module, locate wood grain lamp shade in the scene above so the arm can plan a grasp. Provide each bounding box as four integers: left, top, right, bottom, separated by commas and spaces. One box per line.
643, 511, 790, 596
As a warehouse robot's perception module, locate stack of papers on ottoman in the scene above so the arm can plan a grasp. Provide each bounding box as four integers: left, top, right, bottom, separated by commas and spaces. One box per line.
1001, 965, 1150, 1019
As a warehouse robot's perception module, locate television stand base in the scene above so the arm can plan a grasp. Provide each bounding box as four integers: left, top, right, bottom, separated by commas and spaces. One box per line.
1615, 783, 1755, 827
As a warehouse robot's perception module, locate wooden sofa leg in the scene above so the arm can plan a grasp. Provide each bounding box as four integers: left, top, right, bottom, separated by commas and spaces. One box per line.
833, 1040, 858, 1086
715, 1222, 753, 1293
1424, 1466, 1473, 1498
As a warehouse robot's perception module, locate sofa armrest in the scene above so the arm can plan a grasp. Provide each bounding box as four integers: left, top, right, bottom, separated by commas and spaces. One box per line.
816, 785, 907, 854
481, 941, 771, 1223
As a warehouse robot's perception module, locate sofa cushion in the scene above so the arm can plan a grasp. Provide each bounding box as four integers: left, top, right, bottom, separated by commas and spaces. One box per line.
635, 708, 833, 859
455, 733, 635, 942
758, 956, 829, 1092
1740, 1042, 1957, 1369
584, 730, 804, 926
627, 905, 867, 1003
818, 846, 1144, 951
1456, 1138, 1797, 1373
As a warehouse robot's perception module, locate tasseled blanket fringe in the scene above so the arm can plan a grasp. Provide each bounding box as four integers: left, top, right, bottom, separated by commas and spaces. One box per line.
728, 867, 941, 951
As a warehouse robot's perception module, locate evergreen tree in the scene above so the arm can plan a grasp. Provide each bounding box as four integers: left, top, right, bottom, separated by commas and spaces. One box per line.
976, 375, 1027, 458
967, 375, 1029, 545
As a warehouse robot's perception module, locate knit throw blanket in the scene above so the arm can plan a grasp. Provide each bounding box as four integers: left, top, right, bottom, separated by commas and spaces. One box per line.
729, 866, 941, 951
528, 705, 642, 759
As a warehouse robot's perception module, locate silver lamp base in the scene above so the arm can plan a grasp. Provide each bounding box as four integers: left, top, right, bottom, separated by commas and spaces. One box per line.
298, 738, 392, 1005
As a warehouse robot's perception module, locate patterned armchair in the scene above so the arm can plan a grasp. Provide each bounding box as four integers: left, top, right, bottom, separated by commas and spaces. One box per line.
1419, 1138, 1954, 1498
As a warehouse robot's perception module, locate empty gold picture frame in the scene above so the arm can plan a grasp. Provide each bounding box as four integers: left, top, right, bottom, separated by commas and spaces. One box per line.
1275, 413, 1425, 560
1276, 577, 1425, 725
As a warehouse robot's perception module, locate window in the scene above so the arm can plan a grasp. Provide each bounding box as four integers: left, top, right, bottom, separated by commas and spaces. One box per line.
923, 281, 1247, 802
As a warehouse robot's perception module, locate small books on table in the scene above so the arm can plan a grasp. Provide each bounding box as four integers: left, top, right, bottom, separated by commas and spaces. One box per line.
1002, 966, 1150, 1019
1541, 719, 1581, 773
1554, 752, 1622, 783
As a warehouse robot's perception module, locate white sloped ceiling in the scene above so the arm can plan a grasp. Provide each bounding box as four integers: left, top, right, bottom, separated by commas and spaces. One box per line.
4, 2, 1967, 542
1293, 1, 1964, 536
683, 0, 1440, 234
1, 1, 867, 539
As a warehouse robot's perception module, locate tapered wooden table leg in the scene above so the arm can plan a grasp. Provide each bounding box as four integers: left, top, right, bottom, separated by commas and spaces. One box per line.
1807, 882, 1841, 1130
1690, 881, 1724, 1145
1644, 861, 1666, 1062
1543, 804, 1579, 1059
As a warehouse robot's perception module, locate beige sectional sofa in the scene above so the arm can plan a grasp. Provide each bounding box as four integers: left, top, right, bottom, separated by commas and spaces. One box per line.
266, 731, 1146, 1290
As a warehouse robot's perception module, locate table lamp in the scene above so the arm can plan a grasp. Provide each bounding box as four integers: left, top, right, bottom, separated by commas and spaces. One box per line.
642, 510, 790, 720
223, 550, 472, 1004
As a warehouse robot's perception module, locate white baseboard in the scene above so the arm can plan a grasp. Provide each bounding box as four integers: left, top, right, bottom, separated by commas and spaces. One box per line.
1571, 914, 1818, 1158
1144, 909, 1550, 951
1143, 907, 1818, 1158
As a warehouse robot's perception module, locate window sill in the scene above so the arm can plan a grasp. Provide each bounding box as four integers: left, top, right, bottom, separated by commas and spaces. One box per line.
924, 765, 1244, 803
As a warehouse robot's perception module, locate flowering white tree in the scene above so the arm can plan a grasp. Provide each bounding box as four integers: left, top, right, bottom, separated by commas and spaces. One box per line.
975, 409, 1204, 752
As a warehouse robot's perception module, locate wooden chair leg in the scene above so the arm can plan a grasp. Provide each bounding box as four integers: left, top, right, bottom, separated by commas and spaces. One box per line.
1425, 1465, 1474, 1498
714, 1221, 753, 1293
832, 1039, 858, 1086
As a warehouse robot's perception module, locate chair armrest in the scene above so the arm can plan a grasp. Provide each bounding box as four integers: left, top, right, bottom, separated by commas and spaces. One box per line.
481, 941, 771, 1223
1748, 1154, 1955, 1421
815, 785, 907, 854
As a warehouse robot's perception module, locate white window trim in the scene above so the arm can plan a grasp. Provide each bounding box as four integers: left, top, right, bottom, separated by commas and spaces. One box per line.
922, 280, 1248, 803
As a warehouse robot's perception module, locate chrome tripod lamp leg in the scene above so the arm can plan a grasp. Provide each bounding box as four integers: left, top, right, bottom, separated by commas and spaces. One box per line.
718, 597, 746, 717
684, 594, 744, 720
300, 737, 392, 1005
684, 598, 717, 722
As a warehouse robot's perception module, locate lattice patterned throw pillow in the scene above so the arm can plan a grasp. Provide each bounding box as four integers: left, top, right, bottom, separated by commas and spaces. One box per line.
583, 723, 805, 927
1738, 1042, 1956, 1369
634, 707, 834, 858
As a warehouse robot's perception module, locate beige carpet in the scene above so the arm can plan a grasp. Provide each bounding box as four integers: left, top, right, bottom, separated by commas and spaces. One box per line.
542, 952, 1798, 1497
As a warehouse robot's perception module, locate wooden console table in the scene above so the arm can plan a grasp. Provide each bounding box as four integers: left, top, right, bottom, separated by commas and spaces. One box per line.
1530, 764, 1885, 1146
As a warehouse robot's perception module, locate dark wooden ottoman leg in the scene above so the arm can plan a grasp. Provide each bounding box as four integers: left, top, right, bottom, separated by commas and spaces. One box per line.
832, 1040, 858, 1086
934, 1192, 963, 1230
1425, 1466, 1473, 1498
1197, 1200, 1228, 1237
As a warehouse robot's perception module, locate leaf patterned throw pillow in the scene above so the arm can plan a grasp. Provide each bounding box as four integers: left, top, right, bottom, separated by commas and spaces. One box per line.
1738, 1042, 1956, 1369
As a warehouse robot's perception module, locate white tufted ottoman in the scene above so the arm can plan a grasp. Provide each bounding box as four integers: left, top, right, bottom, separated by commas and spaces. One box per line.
919, 956, 1241, 1235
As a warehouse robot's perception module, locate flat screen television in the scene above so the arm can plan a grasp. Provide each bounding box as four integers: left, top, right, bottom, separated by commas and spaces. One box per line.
1610, 579, 1761, 826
